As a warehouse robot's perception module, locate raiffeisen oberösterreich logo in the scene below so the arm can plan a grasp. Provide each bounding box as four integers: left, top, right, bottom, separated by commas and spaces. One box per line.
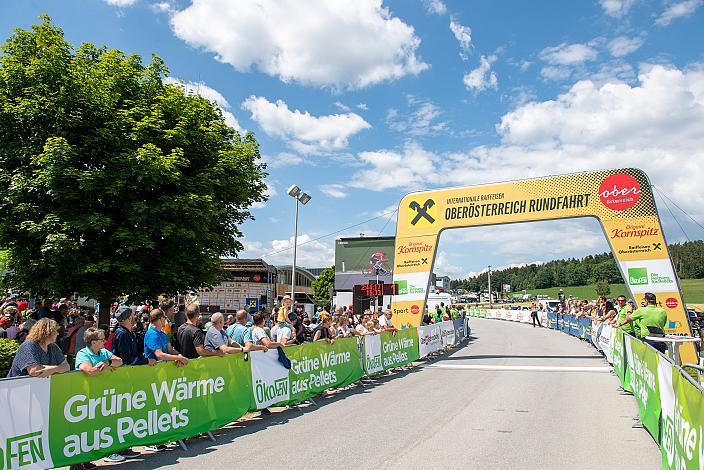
599, 173, 641, 211
408, 198, 436, 227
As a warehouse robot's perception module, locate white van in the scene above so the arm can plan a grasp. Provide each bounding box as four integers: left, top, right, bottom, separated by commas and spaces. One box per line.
426, 292, 453, 313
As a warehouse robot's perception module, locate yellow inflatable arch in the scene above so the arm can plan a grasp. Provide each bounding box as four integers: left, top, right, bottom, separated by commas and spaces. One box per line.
390, 168, 696, 363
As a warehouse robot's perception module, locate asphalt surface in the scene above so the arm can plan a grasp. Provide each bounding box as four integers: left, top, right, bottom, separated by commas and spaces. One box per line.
114, 318, 662, 470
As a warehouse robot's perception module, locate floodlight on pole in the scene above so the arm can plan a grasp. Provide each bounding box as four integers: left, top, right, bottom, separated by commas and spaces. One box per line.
288, 187, 312, 305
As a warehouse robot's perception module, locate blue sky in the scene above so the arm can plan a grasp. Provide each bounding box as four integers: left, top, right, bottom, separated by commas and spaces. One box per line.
2, 0, 704, 278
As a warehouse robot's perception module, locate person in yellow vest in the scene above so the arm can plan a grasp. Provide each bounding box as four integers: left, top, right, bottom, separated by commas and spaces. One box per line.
616, 292, 667, 353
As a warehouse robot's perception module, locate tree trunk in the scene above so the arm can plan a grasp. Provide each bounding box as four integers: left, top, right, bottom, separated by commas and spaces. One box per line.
98, 295, 112, 327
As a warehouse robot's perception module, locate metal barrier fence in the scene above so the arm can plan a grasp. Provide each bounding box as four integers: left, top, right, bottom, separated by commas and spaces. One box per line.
0, 318, 470, 469
468, 307, 704, 470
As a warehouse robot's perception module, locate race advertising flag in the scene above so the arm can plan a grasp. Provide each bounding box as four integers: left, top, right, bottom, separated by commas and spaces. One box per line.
390, 168, 696, 364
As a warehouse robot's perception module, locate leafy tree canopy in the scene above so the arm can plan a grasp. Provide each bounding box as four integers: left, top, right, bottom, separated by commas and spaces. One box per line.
312, 266, 335, 309
0, 16, 267, 317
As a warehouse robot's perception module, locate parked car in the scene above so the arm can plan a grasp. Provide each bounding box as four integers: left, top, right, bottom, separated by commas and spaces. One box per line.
687, 308, 702, 325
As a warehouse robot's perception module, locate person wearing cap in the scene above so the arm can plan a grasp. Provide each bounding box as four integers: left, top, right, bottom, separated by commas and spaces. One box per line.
113, 307, 150, 366
271, 309, 296, 346
616, 292, 667, 352
143, 309, 188, 366
204, 312, 248, 354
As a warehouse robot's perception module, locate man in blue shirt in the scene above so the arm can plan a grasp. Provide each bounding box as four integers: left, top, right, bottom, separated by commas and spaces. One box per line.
226, 309, 268, 351
144, 309, 188, 366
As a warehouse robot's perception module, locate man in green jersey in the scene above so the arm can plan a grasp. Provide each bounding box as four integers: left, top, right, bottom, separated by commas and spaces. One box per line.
612, 294, 634, 335
616, 292, 667, 353
450, 306, 459, 320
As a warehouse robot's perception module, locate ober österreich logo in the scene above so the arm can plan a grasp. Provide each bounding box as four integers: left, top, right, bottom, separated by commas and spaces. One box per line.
409, 199, 436, 225
598, 173, 641, 211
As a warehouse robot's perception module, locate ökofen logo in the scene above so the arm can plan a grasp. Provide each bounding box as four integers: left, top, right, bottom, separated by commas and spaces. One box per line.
628, 267, 648, 285
665, 297, 678, 309
411, 305, 420, 315
598, 173, 641, 211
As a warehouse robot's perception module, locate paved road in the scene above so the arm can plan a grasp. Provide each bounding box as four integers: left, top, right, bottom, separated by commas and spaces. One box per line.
117, 318, 661, 470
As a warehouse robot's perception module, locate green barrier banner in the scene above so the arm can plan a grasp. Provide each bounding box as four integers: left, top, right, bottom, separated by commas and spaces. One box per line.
624, 335, 661, 440
47, 354, 252, 468
659, 360, 704, 470
612, 328, 631, 393
381, 329, 420, 370
363, 329, 420, 375
250, 338, 363, 409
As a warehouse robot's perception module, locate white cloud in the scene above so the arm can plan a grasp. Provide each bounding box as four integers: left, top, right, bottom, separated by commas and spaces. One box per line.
444, 221, 605, 258
599, 0, 636, 17
422, 0, 448, 15
655, 0, 702, 26
607, 35, 645, 57
334, 102, 351, 112
463, 55, 498, 92
251, 182, 277, 209
265, 152, 304, 169
169, 0, 428, 89
387, 96, 448, 136
350, 65, 704, 216
104, 0, 138, 6
163, 77, 242, 131
357, 103, 369, 110
539, 43, 598, 65
243, 234, 335, 268
449, 19, 472, 60
434, 250, 464, 276
242, 96, 371, 153
320, 184, 348, 198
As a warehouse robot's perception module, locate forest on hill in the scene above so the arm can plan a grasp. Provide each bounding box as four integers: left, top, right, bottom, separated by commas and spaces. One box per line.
450, 240, 704, 292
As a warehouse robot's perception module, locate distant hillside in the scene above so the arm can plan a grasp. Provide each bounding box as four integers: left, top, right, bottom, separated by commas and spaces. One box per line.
451, 240, 704, 292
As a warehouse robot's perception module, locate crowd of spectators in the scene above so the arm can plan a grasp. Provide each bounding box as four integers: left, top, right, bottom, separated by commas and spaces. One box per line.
0, 291, 467, 468
531, 289, 668, 352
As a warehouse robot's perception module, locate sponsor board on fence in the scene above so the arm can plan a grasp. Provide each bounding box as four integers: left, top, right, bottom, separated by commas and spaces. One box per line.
250, 338, 363, 409
417, 324, 442, 358
624, 335, 661, 440
439, 321, 456, 347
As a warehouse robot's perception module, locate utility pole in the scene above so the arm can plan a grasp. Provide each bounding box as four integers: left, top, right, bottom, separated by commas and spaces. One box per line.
488, 265, 492, 307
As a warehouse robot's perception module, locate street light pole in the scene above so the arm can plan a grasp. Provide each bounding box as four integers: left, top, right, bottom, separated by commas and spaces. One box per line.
287, 185, 311, 307
488, 265, 492, 307
291, 196, 299, 306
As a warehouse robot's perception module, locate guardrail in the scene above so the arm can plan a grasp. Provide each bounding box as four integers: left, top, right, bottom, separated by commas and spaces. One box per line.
468, 307, 704, 470
0, 318, 469, 469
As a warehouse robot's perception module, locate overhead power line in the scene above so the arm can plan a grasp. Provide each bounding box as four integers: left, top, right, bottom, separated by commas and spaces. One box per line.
259, 208, 399, 259
653, 185, 704, 235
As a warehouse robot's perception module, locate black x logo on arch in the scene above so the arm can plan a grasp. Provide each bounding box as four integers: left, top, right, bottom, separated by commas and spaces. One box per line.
409, 199, 436, 226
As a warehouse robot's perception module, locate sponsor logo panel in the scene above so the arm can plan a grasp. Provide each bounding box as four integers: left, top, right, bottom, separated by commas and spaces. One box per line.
598, 173, 641, 211
391, 272, 429, 301
619, 259, 678, 294
603, 218, 666, 260
393, 237, 436, 273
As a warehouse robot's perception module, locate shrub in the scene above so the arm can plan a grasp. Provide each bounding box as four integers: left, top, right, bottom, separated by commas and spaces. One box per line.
0, 338, 20, 377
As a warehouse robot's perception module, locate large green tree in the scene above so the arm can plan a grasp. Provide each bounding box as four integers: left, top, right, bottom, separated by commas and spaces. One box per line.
312, 266, 335, 310
0, 16, 267, 323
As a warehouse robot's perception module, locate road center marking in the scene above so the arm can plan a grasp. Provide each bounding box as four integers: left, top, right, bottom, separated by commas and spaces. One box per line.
424, 364, 611, 372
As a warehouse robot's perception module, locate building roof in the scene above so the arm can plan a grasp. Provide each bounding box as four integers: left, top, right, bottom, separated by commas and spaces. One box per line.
275, 265, 317, 281
220, 258, 277, 273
